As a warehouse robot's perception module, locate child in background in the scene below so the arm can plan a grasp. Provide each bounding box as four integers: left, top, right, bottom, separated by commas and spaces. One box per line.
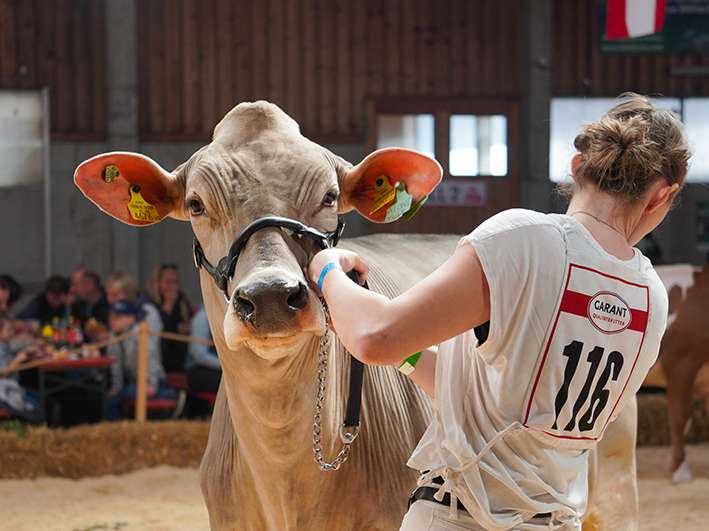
106, 300, 174, 419
0, 318, 42, 423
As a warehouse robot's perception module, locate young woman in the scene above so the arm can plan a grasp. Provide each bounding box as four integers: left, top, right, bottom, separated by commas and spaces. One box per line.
146, 264, 193, 373
308, 94, 689, 530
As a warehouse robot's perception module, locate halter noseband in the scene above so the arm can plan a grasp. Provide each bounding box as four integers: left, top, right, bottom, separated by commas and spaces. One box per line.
192, 216, 345, 299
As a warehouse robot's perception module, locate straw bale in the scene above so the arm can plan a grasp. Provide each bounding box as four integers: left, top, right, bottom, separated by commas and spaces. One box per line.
0, 420, 209, 479
636, 393, 709, 446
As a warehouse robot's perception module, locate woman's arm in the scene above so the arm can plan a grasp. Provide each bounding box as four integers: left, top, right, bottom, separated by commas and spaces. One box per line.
407, 346, 437, 398
308, 241, 489, 366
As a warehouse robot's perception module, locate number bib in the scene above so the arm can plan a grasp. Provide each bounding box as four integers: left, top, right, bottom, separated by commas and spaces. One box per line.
523, 263, 650, 444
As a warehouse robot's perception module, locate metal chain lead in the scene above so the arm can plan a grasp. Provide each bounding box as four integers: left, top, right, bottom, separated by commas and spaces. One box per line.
312, 300, 359, 471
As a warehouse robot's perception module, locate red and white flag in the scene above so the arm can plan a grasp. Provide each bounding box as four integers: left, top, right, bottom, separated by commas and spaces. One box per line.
606, 0, 667, 40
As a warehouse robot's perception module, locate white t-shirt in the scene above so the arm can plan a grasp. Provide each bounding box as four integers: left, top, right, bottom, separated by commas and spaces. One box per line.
408, 209, 668, 530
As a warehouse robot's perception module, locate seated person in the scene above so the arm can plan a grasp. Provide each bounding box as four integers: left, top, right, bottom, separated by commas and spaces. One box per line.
105, 273, 162, 338
186, 305, 221, 394
69, 268, 109, 340
0, 318, 42, 423
147, 264, 194, 373
0, 275, 22, 318
17, 275, 71, 327
106, 300, 174, 418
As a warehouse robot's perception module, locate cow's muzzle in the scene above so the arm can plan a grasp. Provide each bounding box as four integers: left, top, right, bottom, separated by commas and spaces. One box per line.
193, 215, 345, 301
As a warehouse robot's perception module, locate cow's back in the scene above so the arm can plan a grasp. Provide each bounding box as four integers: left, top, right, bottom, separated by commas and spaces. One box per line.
341, 233, 459, 288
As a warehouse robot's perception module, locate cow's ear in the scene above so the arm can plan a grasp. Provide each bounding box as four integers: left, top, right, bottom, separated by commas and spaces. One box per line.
339, 148, 442, 223
74, 152, 186, 226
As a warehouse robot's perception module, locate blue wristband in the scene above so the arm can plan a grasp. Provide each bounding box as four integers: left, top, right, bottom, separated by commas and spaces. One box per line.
317, 262, 342, 292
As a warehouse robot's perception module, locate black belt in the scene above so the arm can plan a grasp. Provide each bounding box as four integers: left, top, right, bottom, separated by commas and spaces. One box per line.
409, 485, 467, 512
408, 477, 552, 522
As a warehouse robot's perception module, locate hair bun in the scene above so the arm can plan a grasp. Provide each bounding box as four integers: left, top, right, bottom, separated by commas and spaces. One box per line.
568, 93, 689, 201
574, 114, 662, 197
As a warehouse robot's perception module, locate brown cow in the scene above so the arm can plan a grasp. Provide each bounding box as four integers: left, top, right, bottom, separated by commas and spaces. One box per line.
649, 264, 709, 483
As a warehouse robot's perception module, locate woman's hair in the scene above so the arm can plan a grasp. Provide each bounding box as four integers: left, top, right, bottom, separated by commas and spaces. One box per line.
145, 264, 179, 305
570, 93, 690, 201
0, 275, 22, 305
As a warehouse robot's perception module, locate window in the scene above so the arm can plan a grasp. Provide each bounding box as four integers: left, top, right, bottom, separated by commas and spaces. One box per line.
548, 97, 709, 183
683, 99, 709, 183
449, 115, 507, 176
376, 114, 434, 159
373, 104, 512, 179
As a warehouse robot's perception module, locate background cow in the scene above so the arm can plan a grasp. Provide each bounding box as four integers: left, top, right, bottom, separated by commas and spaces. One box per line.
75, 101, 641, 530
645, 264, 709, 483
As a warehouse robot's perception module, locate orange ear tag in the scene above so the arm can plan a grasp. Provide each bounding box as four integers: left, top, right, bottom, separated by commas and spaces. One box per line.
369, 175, 397, 215
127, 185, 160, 223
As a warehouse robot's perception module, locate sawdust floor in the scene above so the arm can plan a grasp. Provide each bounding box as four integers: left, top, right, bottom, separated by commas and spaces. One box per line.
1, 446, 709, 531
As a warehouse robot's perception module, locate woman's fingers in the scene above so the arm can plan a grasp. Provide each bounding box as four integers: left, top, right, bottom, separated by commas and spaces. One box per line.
352, 255, 369, 285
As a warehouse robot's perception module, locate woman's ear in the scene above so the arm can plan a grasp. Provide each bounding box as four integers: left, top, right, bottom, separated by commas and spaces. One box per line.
75, 152, 187, 226
571, 154, 583, 178
646, 181, 680, 214
338, 148, 442, 223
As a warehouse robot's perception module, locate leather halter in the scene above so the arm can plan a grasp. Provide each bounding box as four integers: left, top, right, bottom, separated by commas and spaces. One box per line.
191, 214, 364, 468
192, 215, 345, 300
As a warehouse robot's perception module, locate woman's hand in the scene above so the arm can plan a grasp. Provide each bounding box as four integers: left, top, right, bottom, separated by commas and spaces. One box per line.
308, 249, 369, 290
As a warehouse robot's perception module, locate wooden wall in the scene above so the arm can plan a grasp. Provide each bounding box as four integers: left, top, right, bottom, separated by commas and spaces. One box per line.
0, 0, 105, 140
553, 0, 709, 97
137, 0, 524, 142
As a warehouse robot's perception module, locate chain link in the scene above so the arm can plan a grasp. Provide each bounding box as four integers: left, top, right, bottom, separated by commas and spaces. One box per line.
312, 300, 359, 471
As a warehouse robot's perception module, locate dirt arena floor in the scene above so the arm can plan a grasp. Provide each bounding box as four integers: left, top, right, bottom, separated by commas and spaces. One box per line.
0, 445, 708, 531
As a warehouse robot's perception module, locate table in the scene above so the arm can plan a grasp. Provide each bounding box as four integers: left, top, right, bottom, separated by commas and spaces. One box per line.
38, 357, 115, 424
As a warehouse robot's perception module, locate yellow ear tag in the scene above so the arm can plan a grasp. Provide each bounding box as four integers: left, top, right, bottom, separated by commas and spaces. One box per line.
104, 164, 120, 183
370, 175, 397, 215
127, 185, 160, 222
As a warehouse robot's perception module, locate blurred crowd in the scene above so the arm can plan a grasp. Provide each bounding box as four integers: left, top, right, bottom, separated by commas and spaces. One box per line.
0, 265, 221, 425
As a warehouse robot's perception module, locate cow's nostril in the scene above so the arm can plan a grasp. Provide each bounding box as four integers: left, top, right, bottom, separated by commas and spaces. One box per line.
287, 283, 308, 311
234, 292, 256, 322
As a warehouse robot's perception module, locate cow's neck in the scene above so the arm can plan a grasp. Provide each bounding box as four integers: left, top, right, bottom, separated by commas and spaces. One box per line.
220, 335, 328, 524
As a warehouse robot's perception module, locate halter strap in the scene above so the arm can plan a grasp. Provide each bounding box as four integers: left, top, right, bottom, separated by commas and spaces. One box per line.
193, 216, 345, 298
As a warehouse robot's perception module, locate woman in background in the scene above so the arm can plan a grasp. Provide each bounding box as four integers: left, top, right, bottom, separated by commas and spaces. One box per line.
146, 264, 193, 374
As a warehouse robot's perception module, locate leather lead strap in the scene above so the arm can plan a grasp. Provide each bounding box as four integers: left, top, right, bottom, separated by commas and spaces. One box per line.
344, 357, 365, 429
343, 272, 366, 430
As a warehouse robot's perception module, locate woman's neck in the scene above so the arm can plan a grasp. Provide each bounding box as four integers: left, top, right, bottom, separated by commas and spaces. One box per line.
566, 193, 636, 261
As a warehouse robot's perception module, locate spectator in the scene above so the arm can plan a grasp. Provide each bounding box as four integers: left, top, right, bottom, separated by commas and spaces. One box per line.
17, 275, 71, 327
70, 268, 109, 340
105, 272, 163, 338
0, 278, 12, 318
0, 275, 22, 317
106, 300, 174, 419
0, 318, 42, 423
146, 264, 193, 373
186, 306, 221, 394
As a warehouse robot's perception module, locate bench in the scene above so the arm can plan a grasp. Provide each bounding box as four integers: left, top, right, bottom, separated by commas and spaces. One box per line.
124, 397, 179, 418
192, 391, 217, 405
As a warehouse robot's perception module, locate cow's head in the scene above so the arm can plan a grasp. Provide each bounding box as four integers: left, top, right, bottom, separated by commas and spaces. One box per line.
74, 102, 441, 361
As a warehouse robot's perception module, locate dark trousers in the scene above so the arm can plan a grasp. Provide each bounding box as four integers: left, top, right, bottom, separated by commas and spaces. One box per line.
187, 365, 221, 393
186, 366, 221, 418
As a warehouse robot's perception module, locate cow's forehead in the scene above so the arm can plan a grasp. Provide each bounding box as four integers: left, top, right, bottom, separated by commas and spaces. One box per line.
213, 100, 301, 148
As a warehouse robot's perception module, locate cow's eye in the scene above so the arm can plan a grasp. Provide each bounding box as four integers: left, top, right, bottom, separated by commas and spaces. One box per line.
187, 197, 205, 216
322, 191, 338, 208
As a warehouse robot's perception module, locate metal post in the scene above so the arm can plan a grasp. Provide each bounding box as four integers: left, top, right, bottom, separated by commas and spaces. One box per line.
135, 321, 149, 422
42, 87, 52, 277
